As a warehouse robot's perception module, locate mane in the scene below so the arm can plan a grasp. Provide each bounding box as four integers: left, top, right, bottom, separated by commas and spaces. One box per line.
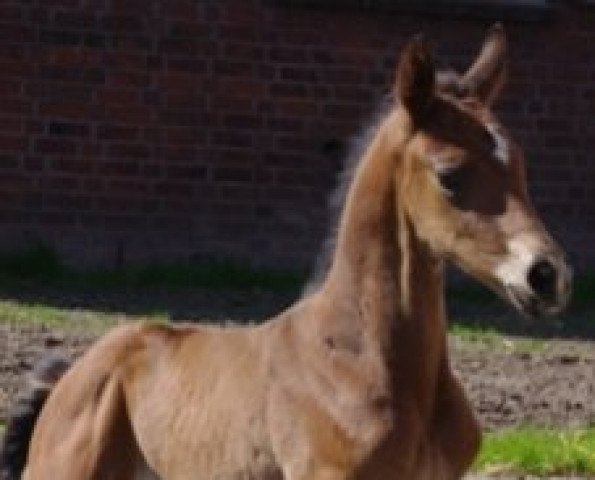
303, 96, 393, 295
301, 70, 464, 296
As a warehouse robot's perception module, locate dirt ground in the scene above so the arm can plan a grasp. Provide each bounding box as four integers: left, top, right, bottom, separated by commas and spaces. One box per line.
0, 285, 594, 480
1, 321, 594, 431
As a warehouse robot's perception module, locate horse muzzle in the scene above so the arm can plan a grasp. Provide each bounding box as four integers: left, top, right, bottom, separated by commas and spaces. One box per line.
504, 255, 572, 318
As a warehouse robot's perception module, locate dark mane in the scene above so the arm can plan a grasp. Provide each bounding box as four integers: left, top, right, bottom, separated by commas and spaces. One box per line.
303, 97, 393, 295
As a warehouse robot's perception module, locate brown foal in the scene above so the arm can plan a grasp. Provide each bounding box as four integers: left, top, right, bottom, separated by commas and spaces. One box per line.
1, 25, 571, 480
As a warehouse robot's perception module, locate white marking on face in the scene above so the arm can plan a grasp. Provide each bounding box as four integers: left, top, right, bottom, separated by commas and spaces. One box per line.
494, 236, 536, 288
486, 123, 509, 165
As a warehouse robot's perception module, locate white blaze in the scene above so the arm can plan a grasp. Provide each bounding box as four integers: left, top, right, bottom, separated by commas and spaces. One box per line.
486, 123, 509, 165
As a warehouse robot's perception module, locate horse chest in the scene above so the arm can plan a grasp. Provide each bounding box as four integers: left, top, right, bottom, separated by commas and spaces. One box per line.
159, 434, 283, 480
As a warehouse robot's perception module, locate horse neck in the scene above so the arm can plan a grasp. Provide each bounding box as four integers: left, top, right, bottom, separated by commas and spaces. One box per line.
320, 110, 447, 364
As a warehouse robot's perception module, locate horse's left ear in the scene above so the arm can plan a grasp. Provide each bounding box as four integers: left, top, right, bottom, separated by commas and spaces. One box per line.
461, 23, 507, 105
396, 34, 435, 128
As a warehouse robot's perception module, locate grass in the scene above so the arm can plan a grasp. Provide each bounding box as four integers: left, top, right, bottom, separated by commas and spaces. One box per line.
449, 322, 549, 352
449, 323, 503, 345
0, 300, 168, 333
475, 427, 595, 476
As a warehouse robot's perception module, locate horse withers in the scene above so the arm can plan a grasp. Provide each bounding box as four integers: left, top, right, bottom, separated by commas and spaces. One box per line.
0, 24, 571, 480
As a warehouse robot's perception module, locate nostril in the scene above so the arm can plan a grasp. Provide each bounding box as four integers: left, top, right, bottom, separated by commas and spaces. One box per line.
528, 259, 557, 300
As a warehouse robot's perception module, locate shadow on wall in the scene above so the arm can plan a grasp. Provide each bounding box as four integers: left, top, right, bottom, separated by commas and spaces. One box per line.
0, 245, 593, 339
0, 244, 302, 323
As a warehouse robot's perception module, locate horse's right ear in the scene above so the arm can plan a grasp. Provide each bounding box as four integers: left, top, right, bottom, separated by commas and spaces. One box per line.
395, 34, 435, 128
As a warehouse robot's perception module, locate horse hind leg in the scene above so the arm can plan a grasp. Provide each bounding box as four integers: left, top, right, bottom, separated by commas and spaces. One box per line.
89, 377, 157, 480
24, 372, 154, 480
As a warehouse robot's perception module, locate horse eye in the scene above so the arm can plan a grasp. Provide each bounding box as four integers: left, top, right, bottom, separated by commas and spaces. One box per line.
437, 167, 467, 195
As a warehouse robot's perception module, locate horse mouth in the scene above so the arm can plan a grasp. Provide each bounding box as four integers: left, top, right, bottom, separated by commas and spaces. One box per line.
505, 284, 566, 319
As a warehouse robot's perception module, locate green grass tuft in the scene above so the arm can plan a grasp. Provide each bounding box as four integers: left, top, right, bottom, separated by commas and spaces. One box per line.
449, 323, 503, 344
475, 427, 595, 476
0, 300, 169, 333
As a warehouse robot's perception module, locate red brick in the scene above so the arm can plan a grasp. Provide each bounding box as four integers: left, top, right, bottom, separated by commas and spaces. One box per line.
99, 161, 140, 176
210, 95, 254, 113
165, 93, 207, 108
44, 193, 92, 210
39, 102, 100, 121
40, 175, 80, 190
223, 43, 264, 61
266, 117, 304, 133
218, 25, 259, 42
108, 71, 151, 88
167, 165, 207, 180
101, 15, 144, 32
167, 57, 209, 74
0, 6, 23, 21
97, 124, 140, 141
210, 131, 253, 148
48, 121, 90, 138
165, 1, 199, 19
35, 138, 76, 155
97, 88, 141, 105
280, 67, 319, 83
0, 79, 22, 95
102, 51, 146, 69
34, 211, 77, 226
213, 60, 254, 77
223, 114, 263, 130
107, 179, 150, 194
275, 134, 313, 151
0, 155, 19, 170
53, 11, 96, 29
159, 109, 204, 127
323, 103, 363, 118
157, 72, 204, 90
276, 100, 319, 116
168, 20, 209, 37
269, 83, 309, 98
216, 79, 265, 98
0, 60, 33, 77
153, 180, 194, 197
165, 127, 204, 145
0, 117, 23, 133
212, 167, 253, 183
108, 143, 150, 159
106, 105, 152, 124
0, 135, 27, 152
0, 97, 31, 115
269, 47, 309, 63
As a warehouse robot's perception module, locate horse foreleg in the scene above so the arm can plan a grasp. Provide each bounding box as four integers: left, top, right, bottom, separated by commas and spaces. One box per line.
430, 364, 481, 480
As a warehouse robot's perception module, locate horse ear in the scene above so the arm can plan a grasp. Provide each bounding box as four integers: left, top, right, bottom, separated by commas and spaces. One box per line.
461, 23, 507, 105
396, 34, 435, 128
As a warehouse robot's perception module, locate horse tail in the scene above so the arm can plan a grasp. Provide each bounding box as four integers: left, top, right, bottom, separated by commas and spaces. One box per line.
0, 354, 70, 480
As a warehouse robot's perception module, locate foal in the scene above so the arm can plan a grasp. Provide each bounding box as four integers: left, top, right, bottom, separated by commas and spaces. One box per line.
1, 25, 570, 480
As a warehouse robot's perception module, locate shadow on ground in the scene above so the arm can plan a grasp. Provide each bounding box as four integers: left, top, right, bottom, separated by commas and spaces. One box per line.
0, 279, 593, 340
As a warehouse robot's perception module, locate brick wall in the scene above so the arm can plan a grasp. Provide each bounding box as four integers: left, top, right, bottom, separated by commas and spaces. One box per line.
0, 0, 593, 270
